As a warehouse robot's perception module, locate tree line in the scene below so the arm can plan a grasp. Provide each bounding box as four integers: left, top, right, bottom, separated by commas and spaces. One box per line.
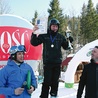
1, 0, 98, 54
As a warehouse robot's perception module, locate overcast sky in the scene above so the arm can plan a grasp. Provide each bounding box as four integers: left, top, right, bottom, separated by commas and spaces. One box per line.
8, 0, 98, 21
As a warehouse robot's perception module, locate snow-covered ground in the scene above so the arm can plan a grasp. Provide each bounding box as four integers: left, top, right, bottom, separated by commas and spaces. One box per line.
31, 82, 85, 98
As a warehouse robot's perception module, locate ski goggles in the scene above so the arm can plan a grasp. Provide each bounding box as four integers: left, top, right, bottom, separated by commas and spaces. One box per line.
9, 45, 26, 54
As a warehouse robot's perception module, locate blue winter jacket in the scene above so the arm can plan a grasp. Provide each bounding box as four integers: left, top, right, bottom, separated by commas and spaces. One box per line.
0, 59, 37, 98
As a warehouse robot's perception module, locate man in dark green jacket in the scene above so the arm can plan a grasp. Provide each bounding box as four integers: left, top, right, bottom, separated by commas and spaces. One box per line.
77, 46, 98, 98
30, 18, 71, 98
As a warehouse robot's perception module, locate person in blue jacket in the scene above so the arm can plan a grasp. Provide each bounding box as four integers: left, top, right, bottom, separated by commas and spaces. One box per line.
0, 45, 37, 98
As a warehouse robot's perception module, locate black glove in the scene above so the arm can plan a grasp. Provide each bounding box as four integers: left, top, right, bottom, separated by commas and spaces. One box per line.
68, 36, 74, 43
21, 81, 27, 88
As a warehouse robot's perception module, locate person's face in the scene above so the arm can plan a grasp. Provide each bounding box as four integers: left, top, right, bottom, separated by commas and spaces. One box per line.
16, 52, 24, 63
91, 48, 98, 61
50, 25, 58, 32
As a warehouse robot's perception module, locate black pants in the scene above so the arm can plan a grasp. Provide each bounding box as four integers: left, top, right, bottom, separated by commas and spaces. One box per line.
96, 66, 98, 98
40, 64, 61, 98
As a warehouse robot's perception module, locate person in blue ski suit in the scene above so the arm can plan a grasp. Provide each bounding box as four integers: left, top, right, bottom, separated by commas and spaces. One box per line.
0, 45, 37, 98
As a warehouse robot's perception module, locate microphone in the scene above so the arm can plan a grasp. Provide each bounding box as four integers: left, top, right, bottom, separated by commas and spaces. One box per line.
21, 81, 27, 88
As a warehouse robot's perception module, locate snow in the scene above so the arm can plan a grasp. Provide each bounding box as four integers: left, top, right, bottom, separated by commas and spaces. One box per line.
31, 82, 85, 98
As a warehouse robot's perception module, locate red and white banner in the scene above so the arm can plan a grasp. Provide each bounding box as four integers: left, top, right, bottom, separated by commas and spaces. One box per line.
0, 14, 42, 69
0, 26, 42, 60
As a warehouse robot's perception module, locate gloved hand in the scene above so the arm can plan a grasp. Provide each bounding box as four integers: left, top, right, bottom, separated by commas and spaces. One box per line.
68, 36, 74, 43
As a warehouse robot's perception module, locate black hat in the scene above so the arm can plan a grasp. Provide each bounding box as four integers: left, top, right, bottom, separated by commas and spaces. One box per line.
48, 18, 60, 28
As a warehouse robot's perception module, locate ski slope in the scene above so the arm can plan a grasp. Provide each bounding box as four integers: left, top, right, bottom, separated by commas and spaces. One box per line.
31, 82, 85, 98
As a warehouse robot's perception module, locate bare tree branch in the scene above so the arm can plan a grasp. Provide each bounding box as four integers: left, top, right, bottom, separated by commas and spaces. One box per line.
0, 0, 11, 14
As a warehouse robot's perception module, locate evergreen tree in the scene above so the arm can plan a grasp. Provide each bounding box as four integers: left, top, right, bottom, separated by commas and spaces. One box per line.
31, 11, 38, 25
48, 0, 66, 34
68, 16, 80, 53
94, 3, 98, 39
80, 0, 97, 43
85, 0, 96, 42
96, 3, 98, 14
80, 3, 88, 44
